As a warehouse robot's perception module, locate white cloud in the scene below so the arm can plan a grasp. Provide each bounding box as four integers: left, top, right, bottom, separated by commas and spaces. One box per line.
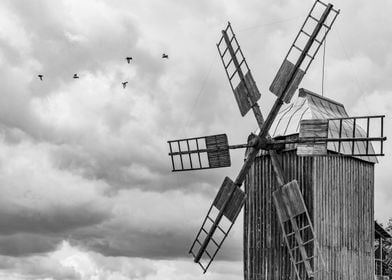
0, 240, 241, 280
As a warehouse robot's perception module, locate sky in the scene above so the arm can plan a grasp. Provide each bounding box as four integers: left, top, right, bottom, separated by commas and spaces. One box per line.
0, 0, 391, 279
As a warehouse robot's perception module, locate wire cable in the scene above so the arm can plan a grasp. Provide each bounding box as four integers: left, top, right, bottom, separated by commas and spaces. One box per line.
322, 33, 326, 97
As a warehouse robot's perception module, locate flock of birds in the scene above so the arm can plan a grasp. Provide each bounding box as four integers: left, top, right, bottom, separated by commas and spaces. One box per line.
37, 53, 169, 89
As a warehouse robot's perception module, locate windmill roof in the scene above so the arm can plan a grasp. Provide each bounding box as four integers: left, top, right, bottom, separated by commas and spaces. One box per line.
269, 88, 378, 163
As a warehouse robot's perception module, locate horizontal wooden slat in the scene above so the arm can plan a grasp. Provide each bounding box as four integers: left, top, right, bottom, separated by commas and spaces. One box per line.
297, 143, 327, 156
299, 119, 329, 138
298, 119, 328, 156
206, 134, 231, 168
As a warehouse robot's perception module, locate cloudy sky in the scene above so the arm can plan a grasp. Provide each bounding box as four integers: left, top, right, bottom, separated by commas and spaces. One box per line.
0, 0, 391, 279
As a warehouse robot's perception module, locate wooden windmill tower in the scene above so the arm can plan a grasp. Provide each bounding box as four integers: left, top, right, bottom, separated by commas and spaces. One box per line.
244, 87, 385, 280
167, 1, 386, 279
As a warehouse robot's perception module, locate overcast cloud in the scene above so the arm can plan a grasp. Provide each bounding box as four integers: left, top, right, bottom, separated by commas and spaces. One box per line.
0, 0, 391, 279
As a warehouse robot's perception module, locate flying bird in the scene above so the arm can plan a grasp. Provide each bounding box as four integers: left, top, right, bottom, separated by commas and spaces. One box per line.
122, 81, 128, 88
73, 73, 79, 79
38, 74, 43, 81
162, 53, 168, 59
126, 57, 133, 63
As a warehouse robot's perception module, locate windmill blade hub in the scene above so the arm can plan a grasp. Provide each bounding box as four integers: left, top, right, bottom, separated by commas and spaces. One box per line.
246, 134, 269, 151
247, 133, 260, 147
248, 134, 285, 152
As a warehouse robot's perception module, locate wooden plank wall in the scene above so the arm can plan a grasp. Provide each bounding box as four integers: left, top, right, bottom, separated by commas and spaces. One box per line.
244, 150, 314, 280
244, 150, 374, 280
313, 155, 374, 280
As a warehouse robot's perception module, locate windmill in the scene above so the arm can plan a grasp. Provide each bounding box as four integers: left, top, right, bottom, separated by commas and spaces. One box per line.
167, 1, 386, 279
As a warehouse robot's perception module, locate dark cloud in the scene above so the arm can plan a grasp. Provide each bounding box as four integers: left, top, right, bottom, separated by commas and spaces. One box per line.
0, 233, 59, 257
0, 204, 110, 235
69, 217, 242, 261
73, 228, 194, 259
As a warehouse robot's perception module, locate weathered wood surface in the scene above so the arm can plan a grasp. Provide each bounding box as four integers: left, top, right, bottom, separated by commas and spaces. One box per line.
273, 180, 307, 222
191, 176, 246, 270
298, 119, 328, 156
313, 155, 374, 280
205, 134, 231, 168
244, 149, 375, 280
168, 134, 231, 171
269, 59, 305, 104
245, 151, 314, 280
213, 176, 245, 222
233, 71, 261, 116
273, 180, 316, 277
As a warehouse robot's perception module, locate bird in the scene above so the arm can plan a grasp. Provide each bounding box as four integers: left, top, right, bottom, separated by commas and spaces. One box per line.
122, 81, 128, 89
73, 73, 79, 79
126, 57, 133, 63
162, 53, 169, 59
38, 74, 43, 81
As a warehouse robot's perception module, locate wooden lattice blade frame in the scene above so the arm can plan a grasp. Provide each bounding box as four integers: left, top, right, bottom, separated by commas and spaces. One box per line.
168, 134, 231, 171
217, 23, 261, 117
296, 116, 386, 157
270, 0, 339, 103
189, 177, 245, 273
273, 180, 325, 279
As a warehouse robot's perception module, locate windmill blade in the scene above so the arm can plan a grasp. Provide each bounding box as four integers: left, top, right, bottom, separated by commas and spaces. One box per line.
189, 177, 245, 272
217, 23, 261, 117
168, 134, 231, 171
270, 0, 340, 103
217, 23, 286, 185
273, 180, 325, 278
296, 115, 386, 157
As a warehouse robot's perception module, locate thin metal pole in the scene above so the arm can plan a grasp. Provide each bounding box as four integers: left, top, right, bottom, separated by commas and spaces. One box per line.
322, 33, 326, 96
338, 119, 342, 153
352, 118, 356, 155
366, 117, 370, 155
381, 116, 384, 154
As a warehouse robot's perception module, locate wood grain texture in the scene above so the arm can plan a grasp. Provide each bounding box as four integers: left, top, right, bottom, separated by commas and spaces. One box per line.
273, 181, 306, 222
245, 150, 314, 280
213, 176, 245, 222
233, 71, 261, 116
244, 149, 375, 280
206, 134, 231, 168
298, 119, 328, 156
269, 59, 305, 104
